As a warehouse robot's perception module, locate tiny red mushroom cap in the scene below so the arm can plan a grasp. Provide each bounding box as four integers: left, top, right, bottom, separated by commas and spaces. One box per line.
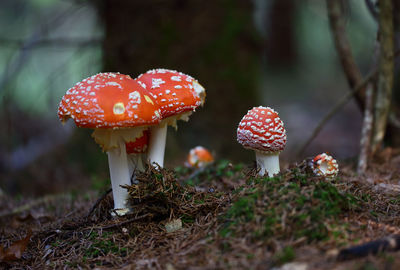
187, 146, 214, 168
58, 72, 161, 129
237, 106, 286, 154
312, 153, 339, 178
135, 68, 205, 119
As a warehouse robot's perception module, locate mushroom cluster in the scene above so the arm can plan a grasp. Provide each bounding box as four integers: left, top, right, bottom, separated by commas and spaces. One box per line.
58, 69, 206, 215
59, 69, 340, 217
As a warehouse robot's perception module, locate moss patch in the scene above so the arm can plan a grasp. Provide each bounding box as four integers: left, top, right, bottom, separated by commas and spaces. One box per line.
220, 169, 360, 243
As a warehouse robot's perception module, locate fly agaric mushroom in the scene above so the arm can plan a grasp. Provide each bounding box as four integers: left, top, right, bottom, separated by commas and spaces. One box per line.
58, 72, 161, 215
126, 129, 150, 176
135, 68, 205, 167
237, 106, 286, 176
187, 146, 214, 168
311, 153, 339, 178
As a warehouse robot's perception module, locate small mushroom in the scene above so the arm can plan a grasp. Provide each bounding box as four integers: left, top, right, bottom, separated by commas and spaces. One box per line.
58, 73, 161, 215
237, 106, 286, 176
311, 153, 339, 178
187, 146, 214, 168
135, 68, 205, 168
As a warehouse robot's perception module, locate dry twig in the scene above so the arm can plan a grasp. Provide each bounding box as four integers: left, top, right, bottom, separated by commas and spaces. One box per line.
338, 235, 400, 261
297, 0, 377, 157
85, 188, 112, 220
299, 0, 398, 157
297, 70, 377, 156
98, 213, 151, 230
326, 0, 365, 111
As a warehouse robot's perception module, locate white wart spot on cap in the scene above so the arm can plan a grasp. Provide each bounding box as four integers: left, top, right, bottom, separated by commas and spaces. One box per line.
113, 102, 125, 115
171, 75, 181, 81
106, 82, 122, 89
129, 91, 141, 104
151, 78, 166, 88
137, 80, 146, 89
193, 81, 204, 96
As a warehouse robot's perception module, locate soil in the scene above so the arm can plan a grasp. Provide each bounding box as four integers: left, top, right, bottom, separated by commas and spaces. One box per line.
1, 150, 400, 270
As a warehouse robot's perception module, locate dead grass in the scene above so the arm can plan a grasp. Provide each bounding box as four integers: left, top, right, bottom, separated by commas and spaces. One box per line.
1, 155, 400, 269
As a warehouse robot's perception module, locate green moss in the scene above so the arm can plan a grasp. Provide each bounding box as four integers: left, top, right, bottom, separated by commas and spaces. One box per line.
246, 253, 255, 259
194, 199, 205, 205
174, 166, 190, 177
220, 169, 360, 243
226, 191, 259, 222
181, 214, 195, 224
84, 231, 127, 258
263, 208, 278, 237
65, 261, 78, 267
179, 160, 245, 187
273, 246, 295, 266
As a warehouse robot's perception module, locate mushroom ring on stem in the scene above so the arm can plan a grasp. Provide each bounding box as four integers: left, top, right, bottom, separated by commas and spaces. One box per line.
58, 72, 161, 215
237, 106, 286, 176
135, 68, 206, 168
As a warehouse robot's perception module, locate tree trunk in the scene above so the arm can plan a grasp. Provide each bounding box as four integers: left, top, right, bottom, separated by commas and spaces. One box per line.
371, 0, 394, 154
265, 0, 297, 68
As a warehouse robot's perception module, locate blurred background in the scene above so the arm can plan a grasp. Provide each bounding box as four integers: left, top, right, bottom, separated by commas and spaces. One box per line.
0, 0, 395, 196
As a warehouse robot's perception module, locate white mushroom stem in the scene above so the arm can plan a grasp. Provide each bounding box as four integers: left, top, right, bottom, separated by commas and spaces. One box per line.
136, 154, 145, 171
146, 112, 192, 168
107, 139, 131, 214
255, 151, 280, 177
147, 125, 167, 168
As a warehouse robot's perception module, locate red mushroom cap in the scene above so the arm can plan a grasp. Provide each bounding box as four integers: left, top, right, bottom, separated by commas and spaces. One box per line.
135, 68, 204, 118
126, 130, 150, 154
187, 146, 214, 168
312, 153, 339, 178
58, 73, 161, 129
237, 106, 286, 154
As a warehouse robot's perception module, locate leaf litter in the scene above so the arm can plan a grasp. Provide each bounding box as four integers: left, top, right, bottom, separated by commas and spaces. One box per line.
0, 154, 400, 269
0, 230, 32, 262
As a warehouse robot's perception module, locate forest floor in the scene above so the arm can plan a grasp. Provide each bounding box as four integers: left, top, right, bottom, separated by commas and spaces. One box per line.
1, 149, 400, 269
